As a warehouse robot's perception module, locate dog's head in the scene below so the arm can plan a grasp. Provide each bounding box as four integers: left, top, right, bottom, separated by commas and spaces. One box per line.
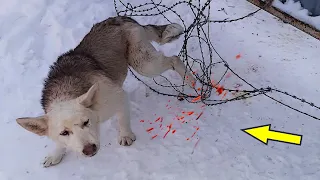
16, 84, 101, 157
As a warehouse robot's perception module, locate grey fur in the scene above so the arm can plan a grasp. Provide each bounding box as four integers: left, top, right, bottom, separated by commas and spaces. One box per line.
41, 16, 137, 112
41, 16, 192, 113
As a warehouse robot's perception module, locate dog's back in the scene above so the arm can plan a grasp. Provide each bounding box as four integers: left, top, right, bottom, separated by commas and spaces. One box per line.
41, 16, 158, 111
41, 17, 139, 111
73, 17, 133, 83
41, 16, 186, 112
72, 16, 172, 82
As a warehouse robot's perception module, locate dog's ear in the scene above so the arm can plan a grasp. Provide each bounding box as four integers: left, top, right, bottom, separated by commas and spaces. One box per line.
77, 83, 99, 107
16, 115, 48, 136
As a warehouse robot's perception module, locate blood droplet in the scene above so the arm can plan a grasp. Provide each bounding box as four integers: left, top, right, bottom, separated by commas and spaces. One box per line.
192, 95, 201, 102
151, 135, 158, 139
146, 128, 154, 132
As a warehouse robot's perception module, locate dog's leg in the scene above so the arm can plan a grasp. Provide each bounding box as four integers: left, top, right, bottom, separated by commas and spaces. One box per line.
168, 55, 197, 88
128, 23, 196, 88
116, 91, 136, 146
129, 44, 196, 88
143, 23, 184, 45
42, 144, 66, 168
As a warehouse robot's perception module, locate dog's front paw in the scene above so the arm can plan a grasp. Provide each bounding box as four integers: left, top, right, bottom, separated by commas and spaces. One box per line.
118, 132, 136, 146
42, 153, 65, 168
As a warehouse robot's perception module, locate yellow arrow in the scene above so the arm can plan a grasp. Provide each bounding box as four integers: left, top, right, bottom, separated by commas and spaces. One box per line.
241, 124, 302, 145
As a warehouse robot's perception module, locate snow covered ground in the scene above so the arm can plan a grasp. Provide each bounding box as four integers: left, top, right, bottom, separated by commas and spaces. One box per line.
272, 0, 320, 30
0, 0, 320, 180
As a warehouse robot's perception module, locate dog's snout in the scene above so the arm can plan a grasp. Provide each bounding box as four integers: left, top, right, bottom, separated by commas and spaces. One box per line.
82, 144, 97, 156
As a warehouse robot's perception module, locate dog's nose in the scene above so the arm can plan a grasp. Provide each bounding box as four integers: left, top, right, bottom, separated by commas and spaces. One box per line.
82, 144, 97, 156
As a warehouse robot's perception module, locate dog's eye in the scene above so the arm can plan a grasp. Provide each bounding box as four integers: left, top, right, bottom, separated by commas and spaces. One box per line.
60, 131, 69, 136
83, 119, 89, 126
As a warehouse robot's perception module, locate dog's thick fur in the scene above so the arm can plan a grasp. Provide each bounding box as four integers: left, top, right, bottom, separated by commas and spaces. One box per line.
16, 16, 196, 167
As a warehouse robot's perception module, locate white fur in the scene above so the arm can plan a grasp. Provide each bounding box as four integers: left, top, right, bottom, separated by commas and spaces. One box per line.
45, 79, 136, 162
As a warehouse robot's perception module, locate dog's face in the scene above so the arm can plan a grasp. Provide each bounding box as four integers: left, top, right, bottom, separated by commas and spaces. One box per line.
47, 100, 101, 156
16, 84, 101, 157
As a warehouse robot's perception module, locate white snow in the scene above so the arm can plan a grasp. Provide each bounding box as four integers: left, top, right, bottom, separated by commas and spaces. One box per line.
0, 0, 320, 180
272, 0, 320, 30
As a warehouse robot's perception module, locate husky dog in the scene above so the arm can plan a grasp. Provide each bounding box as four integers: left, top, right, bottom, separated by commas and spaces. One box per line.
16, 16, 196, 168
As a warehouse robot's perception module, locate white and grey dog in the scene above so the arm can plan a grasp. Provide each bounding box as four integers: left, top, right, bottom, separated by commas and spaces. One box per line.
16, 16, 196, 167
